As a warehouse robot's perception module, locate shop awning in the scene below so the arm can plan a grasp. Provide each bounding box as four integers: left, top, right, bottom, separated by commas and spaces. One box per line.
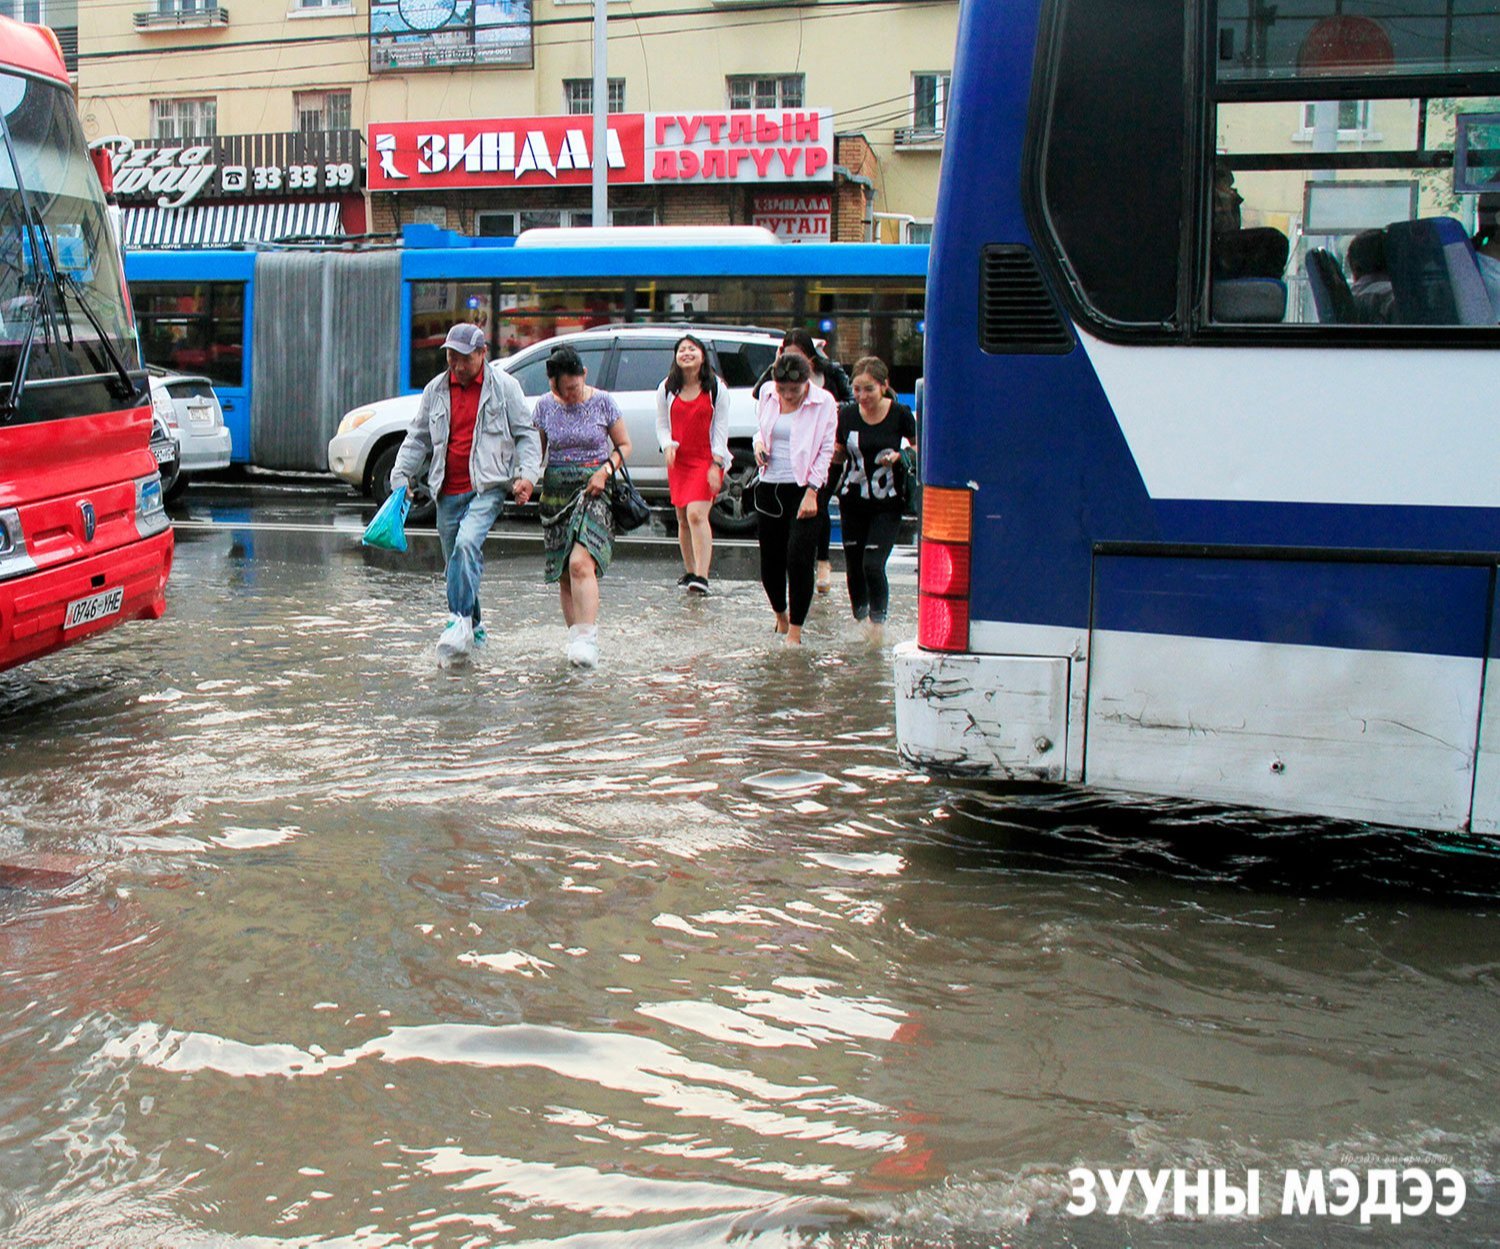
122, 201, 344, 249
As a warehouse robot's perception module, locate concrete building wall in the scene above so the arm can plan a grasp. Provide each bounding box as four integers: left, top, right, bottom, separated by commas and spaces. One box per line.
77, 0, 954, 234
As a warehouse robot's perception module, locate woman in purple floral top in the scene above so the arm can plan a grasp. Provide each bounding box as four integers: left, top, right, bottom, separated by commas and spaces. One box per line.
533, 344, 632, 669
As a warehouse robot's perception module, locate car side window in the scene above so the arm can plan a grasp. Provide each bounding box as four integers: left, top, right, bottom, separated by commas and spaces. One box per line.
714, 342, 777, 388
610, 342, 677, 393
507, 343, 610, 396
508, 355, 550, 397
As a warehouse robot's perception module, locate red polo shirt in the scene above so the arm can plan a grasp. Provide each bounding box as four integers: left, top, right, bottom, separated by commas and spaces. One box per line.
443, 371, 482, 495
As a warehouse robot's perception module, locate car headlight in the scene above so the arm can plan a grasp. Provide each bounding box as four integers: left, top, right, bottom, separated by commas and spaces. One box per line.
338, 408, 377, 436
135, 475, 169, 536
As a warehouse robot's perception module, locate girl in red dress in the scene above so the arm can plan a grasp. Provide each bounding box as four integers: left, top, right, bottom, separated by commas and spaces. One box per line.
655, 333, 731, 594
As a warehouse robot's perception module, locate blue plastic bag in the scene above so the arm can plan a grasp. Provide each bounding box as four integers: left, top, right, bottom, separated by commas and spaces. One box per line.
362, 484, 411, 553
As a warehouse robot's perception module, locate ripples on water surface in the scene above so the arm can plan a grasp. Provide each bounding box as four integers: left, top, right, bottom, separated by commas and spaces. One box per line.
0, 526, 1496, 1248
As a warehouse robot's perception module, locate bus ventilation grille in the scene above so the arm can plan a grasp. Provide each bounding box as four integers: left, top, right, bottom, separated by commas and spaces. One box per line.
979, 245, 1074, 355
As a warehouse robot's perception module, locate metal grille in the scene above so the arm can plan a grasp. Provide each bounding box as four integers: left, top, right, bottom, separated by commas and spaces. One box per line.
979, 245, 1074, 355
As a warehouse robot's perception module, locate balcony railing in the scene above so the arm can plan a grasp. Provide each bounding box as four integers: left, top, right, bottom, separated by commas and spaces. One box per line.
894, 125, 944, 148
133, 6, 229, 30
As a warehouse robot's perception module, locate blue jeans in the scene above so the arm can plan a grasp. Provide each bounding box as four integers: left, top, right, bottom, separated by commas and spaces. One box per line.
436, 488, 506, 625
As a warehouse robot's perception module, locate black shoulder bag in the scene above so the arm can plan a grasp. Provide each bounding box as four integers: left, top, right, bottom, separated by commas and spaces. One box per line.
609, 459, 651, 532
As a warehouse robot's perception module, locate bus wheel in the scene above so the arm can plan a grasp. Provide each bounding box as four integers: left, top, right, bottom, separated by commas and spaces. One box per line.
369, 442, 435, 525
710, 451, 758, 536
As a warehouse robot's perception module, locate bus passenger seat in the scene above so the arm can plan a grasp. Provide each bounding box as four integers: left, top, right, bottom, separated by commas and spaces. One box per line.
1212, 277, 1287, 323
1385, 217, 1493, 325
1305, 249, 1357, 323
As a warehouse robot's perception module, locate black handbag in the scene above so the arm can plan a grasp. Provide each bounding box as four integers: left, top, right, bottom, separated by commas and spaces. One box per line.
609, 460, 651, 532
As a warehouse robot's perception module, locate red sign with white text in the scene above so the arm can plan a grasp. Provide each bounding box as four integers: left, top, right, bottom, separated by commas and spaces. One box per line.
368, 115, 646, 191
647, 109, 833, 184
368, 108, 833, 191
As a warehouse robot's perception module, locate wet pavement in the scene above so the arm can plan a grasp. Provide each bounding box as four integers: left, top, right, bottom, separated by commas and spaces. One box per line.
0, 478, 1496, 1248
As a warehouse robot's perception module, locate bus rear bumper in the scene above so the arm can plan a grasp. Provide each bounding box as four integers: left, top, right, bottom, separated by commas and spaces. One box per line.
0, 531, 174, 672
893, 640, 1070, 780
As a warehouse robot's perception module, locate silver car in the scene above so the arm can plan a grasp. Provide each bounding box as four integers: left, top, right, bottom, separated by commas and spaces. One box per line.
148, 367, 232, 500
328, 325, 785, 533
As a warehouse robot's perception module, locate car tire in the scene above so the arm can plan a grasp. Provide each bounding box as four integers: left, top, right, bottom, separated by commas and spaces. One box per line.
369, 441, 435, 525
709, 449, 758, 536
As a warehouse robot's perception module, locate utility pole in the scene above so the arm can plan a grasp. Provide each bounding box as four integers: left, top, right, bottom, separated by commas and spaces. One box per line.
591, 0, 608, 225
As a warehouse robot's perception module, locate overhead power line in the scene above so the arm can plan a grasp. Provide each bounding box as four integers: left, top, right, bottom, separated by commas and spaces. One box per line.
76, 0, 955, 63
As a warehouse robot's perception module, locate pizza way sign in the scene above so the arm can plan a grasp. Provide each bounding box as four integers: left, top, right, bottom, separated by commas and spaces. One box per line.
752, 193, 832, 241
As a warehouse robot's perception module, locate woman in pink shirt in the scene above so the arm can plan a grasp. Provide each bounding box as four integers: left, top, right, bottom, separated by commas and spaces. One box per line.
752, 353, 838, 645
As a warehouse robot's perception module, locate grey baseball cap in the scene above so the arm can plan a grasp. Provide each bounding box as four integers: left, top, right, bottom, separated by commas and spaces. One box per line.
442, 323, 486, 354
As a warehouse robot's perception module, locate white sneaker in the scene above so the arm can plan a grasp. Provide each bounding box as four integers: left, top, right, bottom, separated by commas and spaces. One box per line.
437, 615, 473, 663
566, 624, 599, 669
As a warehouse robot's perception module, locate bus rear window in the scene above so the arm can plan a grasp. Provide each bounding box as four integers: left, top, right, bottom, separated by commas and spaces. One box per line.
1216, 0, 1500, 82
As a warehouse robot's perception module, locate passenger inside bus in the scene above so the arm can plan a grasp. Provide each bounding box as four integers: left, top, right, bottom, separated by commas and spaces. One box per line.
1211, 162, 1290, 322
1346, 229, 1395, 324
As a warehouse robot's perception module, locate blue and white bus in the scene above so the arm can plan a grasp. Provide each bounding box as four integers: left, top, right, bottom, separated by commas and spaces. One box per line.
895, 0, 1500, 832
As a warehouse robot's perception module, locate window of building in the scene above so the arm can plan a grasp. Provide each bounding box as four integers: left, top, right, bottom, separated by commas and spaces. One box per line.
563, 79, 626, 115
477, 208, 653, 236
291, 0, 352, 9
150, 97, 217, 141
912, 72, 950, 133
476, 211, 516, 238
906, 220, 934, 246
727, 75, 804, 111
295, 90, 352, 133
1296, 99, 1374, 140
0, 2, 44, 22
157, 0, 206, 12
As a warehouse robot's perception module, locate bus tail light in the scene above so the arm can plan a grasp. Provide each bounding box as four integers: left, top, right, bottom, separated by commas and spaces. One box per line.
918, 594, 970, 652
919, 539, 969, 597
917, 486, 972, 652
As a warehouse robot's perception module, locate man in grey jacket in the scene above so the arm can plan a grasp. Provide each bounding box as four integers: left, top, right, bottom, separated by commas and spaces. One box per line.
391, 323, 542, 661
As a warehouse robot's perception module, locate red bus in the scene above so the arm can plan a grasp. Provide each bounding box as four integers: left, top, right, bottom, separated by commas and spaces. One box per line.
0, 17, 171, 673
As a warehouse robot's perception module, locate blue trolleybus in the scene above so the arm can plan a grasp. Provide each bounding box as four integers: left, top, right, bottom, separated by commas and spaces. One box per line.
896, 0, 1500, 832
123, 230, 927, 471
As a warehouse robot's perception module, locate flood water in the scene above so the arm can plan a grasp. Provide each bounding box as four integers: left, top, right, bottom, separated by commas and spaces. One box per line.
0, 512, 1497, 1248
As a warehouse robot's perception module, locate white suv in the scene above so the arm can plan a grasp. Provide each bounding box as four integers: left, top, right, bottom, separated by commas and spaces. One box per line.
327, 325, 786, 533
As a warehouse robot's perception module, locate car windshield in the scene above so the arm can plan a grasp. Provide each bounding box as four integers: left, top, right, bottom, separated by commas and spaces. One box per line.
0, 69, 139, 392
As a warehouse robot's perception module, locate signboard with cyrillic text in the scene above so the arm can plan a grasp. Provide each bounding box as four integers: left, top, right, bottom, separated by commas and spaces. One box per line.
367, 109, 833, 191
753, 193, 833, 241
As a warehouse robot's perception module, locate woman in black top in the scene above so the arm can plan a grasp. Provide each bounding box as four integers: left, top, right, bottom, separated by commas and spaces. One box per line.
832, 356, 917, 636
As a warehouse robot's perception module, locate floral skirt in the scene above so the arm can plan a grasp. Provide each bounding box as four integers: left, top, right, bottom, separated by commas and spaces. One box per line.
540, 463, 614, 584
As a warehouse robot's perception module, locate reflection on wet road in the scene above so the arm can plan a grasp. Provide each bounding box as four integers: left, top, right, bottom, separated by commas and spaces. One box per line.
0, 504, 1497, 1248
